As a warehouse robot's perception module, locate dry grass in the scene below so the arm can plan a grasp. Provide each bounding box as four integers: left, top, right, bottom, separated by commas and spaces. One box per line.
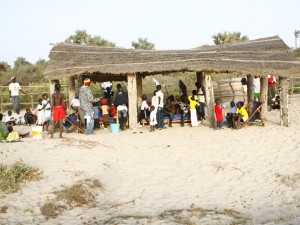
94, 207, 254, 225
40, 178, 104, 220
275, 173, 300, 188
0, 160, 42, 193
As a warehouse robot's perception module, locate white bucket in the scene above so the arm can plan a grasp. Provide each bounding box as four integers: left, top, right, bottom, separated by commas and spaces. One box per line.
32, 126, 43, 139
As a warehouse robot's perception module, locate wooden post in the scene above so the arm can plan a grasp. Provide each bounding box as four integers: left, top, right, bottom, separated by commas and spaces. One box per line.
127, 73, 138, 130
247, 74, 254, 103
137, 75, 143, 116
203, 72, 216, 128
260, 75, 268, 115
69, 76, 76, 107
279, 76, 289, 126
0, 96, 3, 112
196, 71, 204, 87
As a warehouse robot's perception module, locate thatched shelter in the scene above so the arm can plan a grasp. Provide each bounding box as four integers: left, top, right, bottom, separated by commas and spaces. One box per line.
45, 36, 300, 129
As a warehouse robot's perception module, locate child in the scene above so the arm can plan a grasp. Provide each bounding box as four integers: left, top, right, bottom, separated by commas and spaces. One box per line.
5, 110, 16, 126
215, 98, 224, 130
149, 105, 157, 132
110, 103, 117, 121
93, 102, 100, 129
270, 96, 280, 111
42, 93, 51, 131
232, 101, 249, 129
5, 126, 20, 142
36, 99, 44, 125
140, 94, 150, 123
101, 98, 110, 129
188, 95, 200, 127
179, 96, 189, 127
24, 108, 36, 125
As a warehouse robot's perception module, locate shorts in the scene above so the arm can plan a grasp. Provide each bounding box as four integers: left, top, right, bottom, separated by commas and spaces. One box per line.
53, 106, 66, 122
254, 92, 260, 97
103, 114, 109, 123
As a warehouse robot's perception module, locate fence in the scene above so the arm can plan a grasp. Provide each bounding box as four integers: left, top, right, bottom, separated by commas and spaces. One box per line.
0, 85, 69, 112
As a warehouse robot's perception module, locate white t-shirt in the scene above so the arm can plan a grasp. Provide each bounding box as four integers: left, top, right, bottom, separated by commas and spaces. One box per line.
197, 89, 205, 103
253, 78, 261, 93
156, 90, 164, 107
141, 100, 149, 110
71, 98, 80, 107
42, 99, 51, 118
9, 82, 21, 96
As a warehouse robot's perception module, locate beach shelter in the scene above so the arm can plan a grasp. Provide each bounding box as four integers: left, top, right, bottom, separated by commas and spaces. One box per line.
44, 36, 300, 129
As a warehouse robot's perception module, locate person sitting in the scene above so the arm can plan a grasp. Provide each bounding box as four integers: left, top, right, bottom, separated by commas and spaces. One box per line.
5, 110, 16, 126
163, 97, 174, 127
232, 101, 249, 129
0, 113, 9, 141
226, 101, 237, 128
270, 96, 280, 111
71, 95, 85, 125
4, 126, 20, 142
24, 108, 36, 125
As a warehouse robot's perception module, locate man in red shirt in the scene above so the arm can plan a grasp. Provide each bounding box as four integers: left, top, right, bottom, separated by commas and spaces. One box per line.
268, 75, 276, 105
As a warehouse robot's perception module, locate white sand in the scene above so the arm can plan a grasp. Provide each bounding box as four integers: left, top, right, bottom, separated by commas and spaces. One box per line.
0, 97, 300, 225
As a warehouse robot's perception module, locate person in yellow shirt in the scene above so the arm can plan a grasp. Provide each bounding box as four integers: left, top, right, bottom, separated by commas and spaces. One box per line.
188, 94, 200, 127
232, 102, 249, 129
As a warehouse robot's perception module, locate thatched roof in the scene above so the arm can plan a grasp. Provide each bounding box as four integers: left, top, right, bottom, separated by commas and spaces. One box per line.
45, 36, 300, 81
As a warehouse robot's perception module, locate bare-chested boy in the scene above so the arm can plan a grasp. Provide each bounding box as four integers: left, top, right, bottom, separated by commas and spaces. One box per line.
51, 83, 66, 138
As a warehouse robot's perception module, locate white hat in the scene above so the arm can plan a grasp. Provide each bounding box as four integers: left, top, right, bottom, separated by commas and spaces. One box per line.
11, 77, 15, 81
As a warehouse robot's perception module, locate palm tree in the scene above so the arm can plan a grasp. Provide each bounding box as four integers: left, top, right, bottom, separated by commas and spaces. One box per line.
212, 32, 249, 45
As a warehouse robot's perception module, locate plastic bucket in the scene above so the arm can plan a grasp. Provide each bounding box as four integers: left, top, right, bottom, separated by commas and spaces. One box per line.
110, 123, 120, 134
32, 126, 43, 139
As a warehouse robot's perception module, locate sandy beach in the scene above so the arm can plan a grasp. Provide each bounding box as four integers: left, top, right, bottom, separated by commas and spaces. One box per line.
1, 97, 300, 225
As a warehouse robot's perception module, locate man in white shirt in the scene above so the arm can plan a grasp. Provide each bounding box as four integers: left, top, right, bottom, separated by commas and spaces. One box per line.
71, 96, 85, 125
156, 85, 165, 130
8, 77, 26, 113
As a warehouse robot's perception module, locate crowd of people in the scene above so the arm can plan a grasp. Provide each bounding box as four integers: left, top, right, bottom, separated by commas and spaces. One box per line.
0, 74, 282, 139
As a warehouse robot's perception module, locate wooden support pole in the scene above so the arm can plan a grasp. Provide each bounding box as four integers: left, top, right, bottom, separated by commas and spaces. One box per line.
279, 76, 289, 126
196, 71, 204, 87
247, 74, 254, 103
69, 76, 76, 107
203, 73, 216, 128
260, 75, 268, 115
137, 75, 143, 115
127, 73, 138, 130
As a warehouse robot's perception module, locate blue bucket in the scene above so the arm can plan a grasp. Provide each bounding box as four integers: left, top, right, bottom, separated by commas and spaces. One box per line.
110, 123, 120, 134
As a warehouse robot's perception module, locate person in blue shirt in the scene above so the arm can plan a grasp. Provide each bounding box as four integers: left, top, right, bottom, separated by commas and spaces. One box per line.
226, 101, 237, 128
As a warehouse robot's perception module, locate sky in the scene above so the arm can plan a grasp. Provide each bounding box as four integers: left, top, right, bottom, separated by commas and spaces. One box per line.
0, 0, 299, 67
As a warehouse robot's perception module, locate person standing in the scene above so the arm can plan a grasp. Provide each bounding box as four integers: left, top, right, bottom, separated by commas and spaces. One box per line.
156, 85, 165, 130
188, 95, 200, 127
114, 86, 128, 130
268, 75, 276, 105
79, 78, 101, 135
51, 83, 66, 138
9, 77, 27, 113
253, 76, 261, 101
195, 82, 206, 121
215, 99, 224, 130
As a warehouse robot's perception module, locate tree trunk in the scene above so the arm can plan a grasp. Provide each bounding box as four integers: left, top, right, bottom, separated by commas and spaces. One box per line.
260, 75, 268, 115
247, 74, 254, 103
203, 73, 216, 128
127, 73, 138, 130
279, 76, 289, 126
